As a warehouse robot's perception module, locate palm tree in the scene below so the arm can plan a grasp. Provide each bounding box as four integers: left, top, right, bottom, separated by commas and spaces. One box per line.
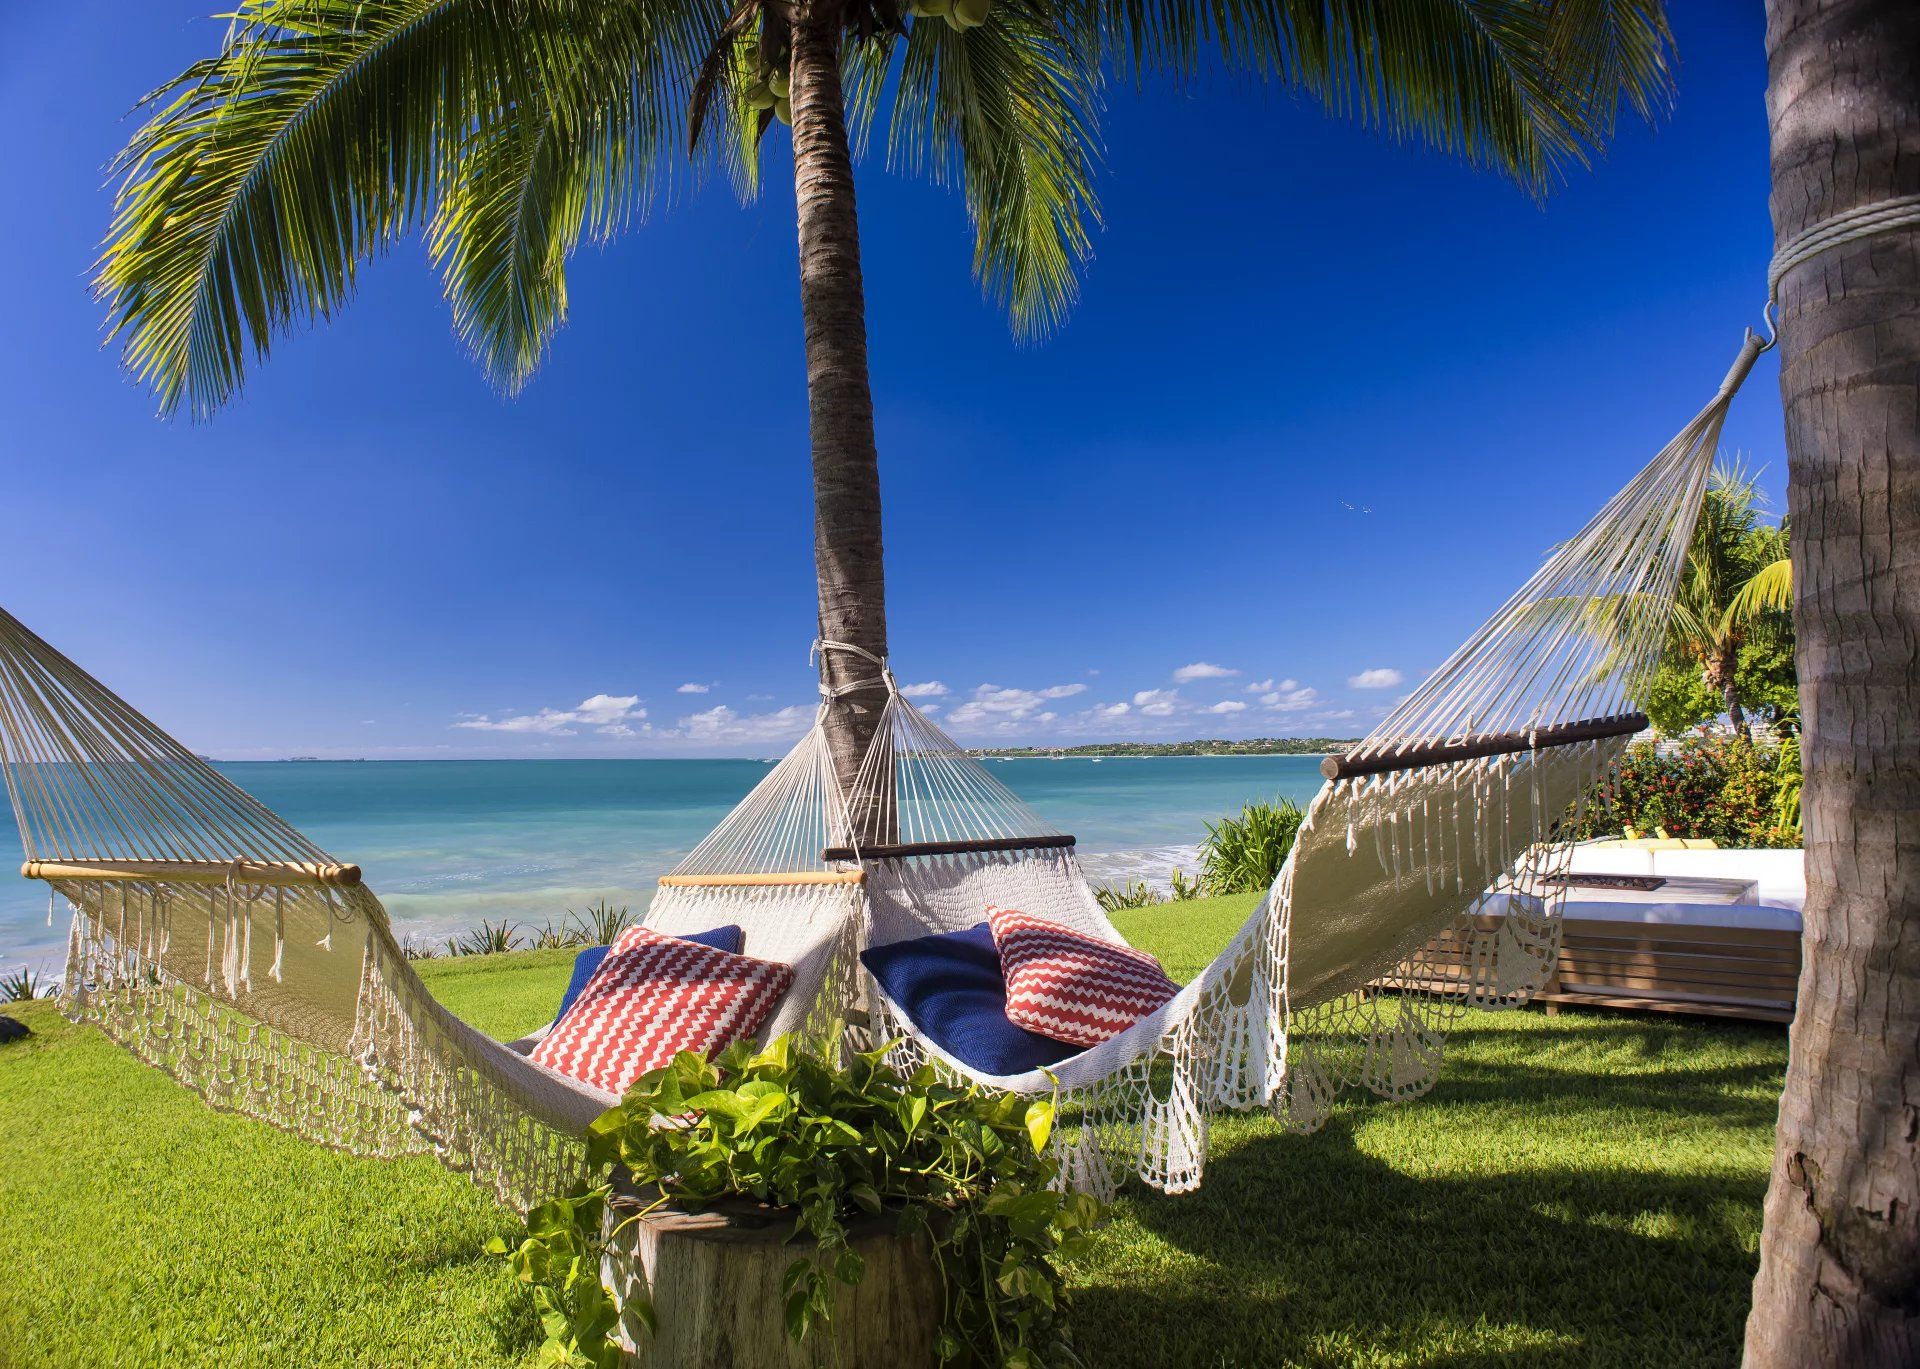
1665, 464, 1793, 738
96, 0, 1673, 827
1745, 1, 1920, 1363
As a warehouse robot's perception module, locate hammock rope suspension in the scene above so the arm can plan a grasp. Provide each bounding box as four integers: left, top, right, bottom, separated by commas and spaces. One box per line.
1761, 192, 1920, 345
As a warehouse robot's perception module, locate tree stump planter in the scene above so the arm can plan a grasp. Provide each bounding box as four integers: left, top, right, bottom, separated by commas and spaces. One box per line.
605, 1195, 944, 1368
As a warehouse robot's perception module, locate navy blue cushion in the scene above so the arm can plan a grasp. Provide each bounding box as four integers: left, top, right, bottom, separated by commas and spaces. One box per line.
551, 924, 746, 1025
861, 924, 1079, 1076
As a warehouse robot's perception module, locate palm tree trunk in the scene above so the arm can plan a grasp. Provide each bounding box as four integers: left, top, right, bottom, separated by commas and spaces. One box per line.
1745, 1, 1920, 1363
787, 13, 893, 841
1723, 653, 1749, 740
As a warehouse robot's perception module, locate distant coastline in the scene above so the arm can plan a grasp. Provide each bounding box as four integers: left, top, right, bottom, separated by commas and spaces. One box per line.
970, 737, 1357, 759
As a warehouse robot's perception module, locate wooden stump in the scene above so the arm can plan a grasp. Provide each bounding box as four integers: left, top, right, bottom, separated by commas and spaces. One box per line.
607, 1198, 944, 1368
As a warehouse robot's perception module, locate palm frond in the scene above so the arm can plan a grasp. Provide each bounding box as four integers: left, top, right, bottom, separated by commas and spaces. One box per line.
891, 5, 1104, 338
97, 0, 532, 417
429, 104, 590, 392
1081, 0, 1673, 196
1724, 558, 1792, 628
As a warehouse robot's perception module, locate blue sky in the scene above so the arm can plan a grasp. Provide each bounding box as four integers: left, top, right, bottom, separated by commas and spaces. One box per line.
0, 2, 1782, 758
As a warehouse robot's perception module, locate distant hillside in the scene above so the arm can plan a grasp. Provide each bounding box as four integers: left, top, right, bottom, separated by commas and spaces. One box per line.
971, 737, 1357, 758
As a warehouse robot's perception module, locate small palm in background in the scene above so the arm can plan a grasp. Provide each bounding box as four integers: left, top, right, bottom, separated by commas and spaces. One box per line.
1664, 463, 1795, 737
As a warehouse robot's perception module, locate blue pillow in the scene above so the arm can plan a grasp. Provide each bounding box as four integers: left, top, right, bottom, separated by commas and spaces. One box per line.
551, 924, 747, 1026
861, 924, 1079, 1077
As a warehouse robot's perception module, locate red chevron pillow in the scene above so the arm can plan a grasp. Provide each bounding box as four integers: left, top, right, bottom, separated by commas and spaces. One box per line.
530, 926, 793, 1095
987, 906, 1179, 1048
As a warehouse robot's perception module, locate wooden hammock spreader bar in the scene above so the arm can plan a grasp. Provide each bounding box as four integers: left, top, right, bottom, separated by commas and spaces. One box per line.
820, 833, 1077, 863
1320, 712, 1648, 781
657, 870, 866, 888
22, 857, 363, 888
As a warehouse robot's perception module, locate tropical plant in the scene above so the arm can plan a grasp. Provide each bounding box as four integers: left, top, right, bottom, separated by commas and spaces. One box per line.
1092, 879, 1164, 912
495, 1035, 1100, 1366
1662, 464, 1795, 738
1571, 738, 1800, 849
96, 0, 1674, 828
1198, 798, 1304, 895
1745, 5, 1918, 1357
456, 919, 523, 956
1, 967, 48, 1002
569, 899, 634, 946
532, 919, 590, 950
1167, 867, 1202, 902
399, 936, 443, 961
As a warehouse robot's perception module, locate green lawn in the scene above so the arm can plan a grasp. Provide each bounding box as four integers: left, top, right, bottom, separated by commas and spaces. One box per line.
0, 895, 1785, 1367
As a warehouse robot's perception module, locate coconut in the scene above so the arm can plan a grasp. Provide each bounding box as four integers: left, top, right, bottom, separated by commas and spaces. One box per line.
774, 96, 793, 125
746, 80, 776, 110
952, 0, 991, 25
917, 0, 951, 16
769, 70, 790, 98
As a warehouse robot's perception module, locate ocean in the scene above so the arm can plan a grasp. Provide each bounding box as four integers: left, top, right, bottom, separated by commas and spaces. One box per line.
0, 755, 1327, 973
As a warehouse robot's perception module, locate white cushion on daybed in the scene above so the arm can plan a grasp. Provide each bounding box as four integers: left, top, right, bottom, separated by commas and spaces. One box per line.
1561, 899, 1802, 933
1645, 848, 1806, 911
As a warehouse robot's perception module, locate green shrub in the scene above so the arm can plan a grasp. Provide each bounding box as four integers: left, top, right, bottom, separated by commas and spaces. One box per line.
2, 968, 48, 1002
1167, 868, 1203, 902
1641, 661, 1721, 737
496, 1037, 1102, 1367
455, 920, 522, 956
531, 919, 589, 951
1094, 880, 1165, 912
1198, 799, 1305, 895
569, 899, 634, 946
1573, 738, 1801, 848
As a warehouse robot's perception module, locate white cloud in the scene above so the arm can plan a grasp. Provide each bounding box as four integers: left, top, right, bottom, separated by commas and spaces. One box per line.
946, 682, 1087, 726
920, 703, 940, 715
1348, 668, 1405, 689
676, 682, 712, 694
899, 681, 949, 699
1244, 679, 1275, 693
1131, 688, 1180, 717
674, 704, 813, 744
1259, 680, 1319, 712
1093, 702, 1131, 719
455, 694, 646, 736
1204, 700, 1248, 714
1172, 662, 1237, 683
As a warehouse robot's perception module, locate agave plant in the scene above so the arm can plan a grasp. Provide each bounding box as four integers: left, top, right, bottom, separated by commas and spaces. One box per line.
457, 920, 523, 957
1199, 799, 1305, 896
569, 900, 633, 946
1093, 880, 1165, 913
531, 919, 589, 950
1167, 868, 1203, 902
2, 967, 48, 1002
399, 937, 442, 961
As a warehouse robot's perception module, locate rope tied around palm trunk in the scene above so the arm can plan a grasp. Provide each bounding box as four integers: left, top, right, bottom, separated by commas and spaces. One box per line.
1762, 193, 1920, 346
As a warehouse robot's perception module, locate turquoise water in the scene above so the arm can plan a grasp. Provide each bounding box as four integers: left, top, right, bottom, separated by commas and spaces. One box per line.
0, 756, 1326, 972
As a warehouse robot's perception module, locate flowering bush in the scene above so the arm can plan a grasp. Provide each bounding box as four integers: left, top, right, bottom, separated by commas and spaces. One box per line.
1573, 738, 1801, 848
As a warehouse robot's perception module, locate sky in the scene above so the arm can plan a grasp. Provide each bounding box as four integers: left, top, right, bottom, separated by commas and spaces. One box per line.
0, 2, 1785, 759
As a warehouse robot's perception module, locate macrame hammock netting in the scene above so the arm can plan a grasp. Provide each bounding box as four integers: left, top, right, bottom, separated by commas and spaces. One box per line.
0, 335, 1763, 1211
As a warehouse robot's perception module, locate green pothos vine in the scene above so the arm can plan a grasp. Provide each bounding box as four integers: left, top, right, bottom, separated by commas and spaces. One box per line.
492, 1035, 1105, 1367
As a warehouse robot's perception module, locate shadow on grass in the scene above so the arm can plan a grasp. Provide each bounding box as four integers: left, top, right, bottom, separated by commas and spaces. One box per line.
1072, 1017, 1779, 1368
1081, 1125, 1763, 1368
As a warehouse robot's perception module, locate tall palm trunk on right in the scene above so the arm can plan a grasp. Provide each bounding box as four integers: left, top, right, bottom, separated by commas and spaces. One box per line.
1744, 0, 1920, 1361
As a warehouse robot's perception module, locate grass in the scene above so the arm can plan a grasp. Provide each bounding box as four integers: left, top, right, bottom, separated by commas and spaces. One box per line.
0, 896, 1785, 1367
